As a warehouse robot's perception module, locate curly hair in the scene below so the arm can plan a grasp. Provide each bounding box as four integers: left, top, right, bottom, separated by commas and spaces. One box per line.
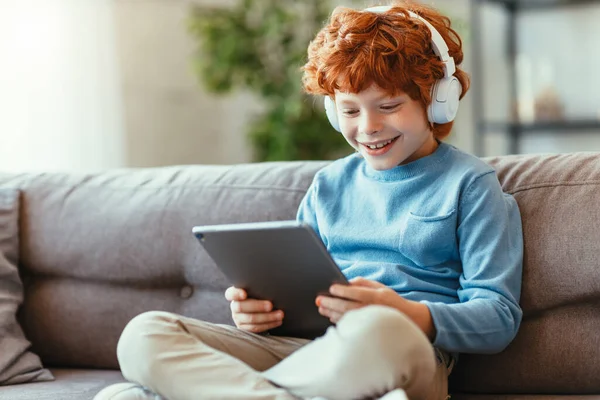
302, 1, 470, 139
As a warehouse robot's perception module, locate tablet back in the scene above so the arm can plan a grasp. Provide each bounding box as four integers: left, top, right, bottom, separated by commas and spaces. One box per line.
193, 221, 348, 339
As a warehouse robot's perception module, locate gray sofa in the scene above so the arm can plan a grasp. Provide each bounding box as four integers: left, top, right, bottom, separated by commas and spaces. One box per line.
0, 152, 599, 400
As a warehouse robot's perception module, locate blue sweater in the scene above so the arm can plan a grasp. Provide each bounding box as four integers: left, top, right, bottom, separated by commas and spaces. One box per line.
297, 142, 523, 354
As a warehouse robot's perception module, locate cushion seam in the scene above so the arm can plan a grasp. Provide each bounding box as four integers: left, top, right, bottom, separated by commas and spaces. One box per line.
0, 183, 309, 193
507, 180, 600, 195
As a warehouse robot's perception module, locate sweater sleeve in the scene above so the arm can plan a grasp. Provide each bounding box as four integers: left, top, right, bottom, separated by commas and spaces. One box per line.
422, 171, 524, 354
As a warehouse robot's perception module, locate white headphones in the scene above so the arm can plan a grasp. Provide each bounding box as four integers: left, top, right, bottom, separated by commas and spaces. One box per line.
324, 5, 463, 132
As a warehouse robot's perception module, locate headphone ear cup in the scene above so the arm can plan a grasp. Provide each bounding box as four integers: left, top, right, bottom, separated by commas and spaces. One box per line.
324, 96, 341, 132
428, 77, 462, 124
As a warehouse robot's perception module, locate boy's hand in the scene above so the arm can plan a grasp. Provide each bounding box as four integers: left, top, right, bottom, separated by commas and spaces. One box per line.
315, 277, 435, 340
225, 286, 284, 334
316, 277, 399, 323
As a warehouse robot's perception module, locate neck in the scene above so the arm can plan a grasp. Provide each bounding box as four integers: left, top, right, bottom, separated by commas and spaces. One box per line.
401, 135, 439, 165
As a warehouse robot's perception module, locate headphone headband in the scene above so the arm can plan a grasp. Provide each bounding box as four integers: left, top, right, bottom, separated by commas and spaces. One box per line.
364, 6, 455, 78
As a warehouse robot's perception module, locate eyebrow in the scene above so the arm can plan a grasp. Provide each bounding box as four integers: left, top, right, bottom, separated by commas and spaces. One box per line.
337, 95, 405, 105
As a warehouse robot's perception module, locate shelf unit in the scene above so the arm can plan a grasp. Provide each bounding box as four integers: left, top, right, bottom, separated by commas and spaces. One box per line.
469, 0, 600, 156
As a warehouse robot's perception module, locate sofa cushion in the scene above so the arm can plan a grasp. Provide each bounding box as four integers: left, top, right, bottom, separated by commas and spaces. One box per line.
450, 153, 600, 394
0, 189, 53, 385
0, 368, 125, 400
0, 162, 327, 370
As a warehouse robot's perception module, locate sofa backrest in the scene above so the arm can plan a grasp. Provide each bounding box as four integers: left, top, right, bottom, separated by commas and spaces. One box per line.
450, 153, 600, 395
1, 162, 326, 370
1, 152, 599, 394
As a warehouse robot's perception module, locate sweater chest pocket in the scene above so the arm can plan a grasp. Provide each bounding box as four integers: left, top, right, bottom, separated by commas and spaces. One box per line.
400, 209, 457, 267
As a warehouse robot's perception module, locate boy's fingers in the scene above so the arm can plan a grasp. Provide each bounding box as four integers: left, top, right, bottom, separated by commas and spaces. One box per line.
329, 284, 377, 302
318, 306, 342, 324
230, 299, 273, 313
317, 295, 362, 313
235, 310, 284, 325
349, 277, 385, 288
225, 286, 247, 301
349, 276, 370, 285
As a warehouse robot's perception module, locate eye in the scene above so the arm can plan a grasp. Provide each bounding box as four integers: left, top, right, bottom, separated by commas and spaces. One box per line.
342, 109, 359, 116
380, 103, 401, 111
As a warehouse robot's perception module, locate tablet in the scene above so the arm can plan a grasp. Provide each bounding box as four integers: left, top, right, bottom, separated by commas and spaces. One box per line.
192, 220, 348, 339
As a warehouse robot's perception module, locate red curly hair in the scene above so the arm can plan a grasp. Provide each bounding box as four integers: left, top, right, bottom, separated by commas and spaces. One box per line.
302, 1, 470, 139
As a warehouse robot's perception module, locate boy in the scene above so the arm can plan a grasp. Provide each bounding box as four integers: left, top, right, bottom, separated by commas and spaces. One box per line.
95, 2, 523, 400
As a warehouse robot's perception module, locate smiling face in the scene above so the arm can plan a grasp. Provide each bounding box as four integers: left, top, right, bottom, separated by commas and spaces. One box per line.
335, 84, 438, 171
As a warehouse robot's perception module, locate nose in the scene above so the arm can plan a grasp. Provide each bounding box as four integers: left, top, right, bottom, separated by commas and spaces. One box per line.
359, 112, 382, 136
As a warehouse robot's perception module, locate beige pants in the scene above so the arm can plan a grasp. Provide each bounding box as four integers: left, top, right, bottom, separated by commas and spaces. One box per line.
103, 305, 450, 400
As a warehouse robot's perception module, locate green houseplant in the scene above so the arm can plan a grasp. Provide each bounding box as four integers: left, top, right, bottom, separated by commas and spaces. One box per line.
187, 0, 350, 161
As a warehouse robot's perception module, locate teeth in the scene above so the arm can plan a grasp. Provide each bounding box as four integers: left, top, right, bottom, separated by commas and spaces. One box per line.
367, 138, 393, 149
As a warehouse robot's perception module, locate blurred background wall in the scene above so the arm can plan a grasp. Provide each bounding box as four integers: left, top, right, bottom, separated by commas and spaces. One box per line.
1, 0, 599, 172
476, 1, 600, 155
0, 0, 125, 171
114, 0, 260, 167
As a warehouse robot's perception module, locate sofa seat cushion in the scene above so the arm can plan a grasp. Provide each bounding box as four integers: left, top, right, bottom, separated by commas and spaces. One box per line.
0, 368, 125, 400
